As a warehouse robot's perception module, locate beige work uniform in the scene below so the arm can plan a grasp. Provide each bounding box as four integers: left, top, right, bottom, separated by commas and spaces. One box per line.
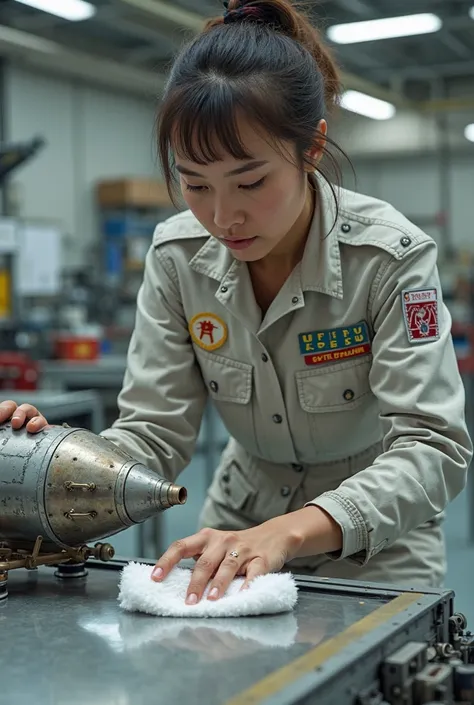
101, 176, 472, 588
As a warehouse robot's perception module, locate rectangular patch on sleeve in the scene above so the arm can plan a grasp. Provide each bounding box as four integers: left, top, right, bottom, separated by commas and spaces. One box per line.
298, 321, 371, 366
402, 288, 439, 343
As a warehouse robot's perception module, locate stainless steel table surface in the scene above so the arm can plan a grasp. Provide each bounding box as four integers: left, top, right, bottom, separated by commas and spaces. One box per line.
1, 561, 389, 705
40, 356, 127, 389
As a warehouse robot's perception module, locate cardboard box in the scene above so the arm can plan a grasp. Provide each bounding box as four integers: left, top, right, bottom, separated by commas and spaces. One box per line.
96, 178, 172, 209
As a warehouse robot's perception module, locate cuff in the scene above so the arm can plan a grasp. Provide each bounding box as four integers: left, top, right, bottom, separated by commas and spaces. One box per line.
305, 491, 370, 566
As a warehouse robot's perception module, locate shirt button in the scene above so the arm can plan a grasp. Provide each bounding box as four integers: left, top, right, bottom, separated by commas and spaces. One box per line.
281, 486, 291, 497
291, 463, 304, 473
209, 381, 219, 393
261, 353, 268, 362
343, 389, 355, 401
222, 473, 230, 483
341, 223, 351, 233
400, 236, 411, 247
272, 414, 283, 424
220, 286, 228, 293
291, 296, 299, 305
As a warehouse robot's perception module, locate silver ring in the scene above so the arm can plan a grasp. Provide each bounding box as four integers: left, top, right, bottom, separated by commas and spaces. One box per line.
229, 550, 239, 558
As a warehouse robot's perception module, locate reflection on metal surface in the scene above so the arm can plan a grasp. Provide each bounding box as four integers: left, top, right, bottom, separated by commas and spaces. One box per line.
0, 422, 186, 590
79, 612, 299, 656
225, 592, 424, 705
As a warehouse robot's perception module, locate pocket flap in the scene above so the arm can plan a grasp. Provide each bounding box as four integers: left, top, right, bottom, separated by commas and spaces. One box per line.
296, 357, 371, 413
198, 351, 253, 404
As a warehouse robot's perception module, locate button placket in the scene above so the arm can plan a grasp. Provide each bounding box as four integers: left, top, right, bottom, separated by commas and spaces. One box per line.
254, 336, 298, 462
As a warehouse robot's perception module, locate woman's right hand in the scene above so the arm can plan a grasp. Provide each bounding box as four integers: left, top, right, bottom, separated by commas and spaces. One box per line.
0, 400, 49, 433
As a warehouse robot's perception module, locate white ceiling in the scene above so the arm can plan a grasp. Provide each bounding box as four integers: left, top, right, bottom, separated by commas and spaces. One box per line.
0, 0, 473, 111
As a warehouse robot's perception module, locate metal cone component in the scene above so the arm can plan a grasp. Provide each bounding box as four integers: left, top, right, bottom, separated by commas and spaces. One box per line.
123, 463, 187, 524
0, 422, 187, 550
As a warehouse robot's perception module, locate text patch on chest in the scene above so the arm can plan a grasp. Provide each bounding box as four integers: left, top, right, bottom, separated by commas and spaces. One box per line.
298, 321, 371, 367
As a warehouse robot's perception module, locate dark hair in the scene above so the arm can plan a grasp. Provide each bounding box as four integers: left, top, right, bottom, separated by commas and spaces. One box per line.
157, 0, 349, 216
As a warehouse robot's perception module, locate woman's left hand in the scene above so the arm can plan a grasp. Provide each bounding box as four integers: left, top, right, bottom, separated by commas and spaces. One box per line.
150, 513, 303, 604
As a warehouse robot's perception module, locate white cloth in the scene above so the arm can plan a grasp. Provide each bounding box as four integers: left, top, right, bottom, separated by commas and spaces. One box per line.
118, 563, 298, 618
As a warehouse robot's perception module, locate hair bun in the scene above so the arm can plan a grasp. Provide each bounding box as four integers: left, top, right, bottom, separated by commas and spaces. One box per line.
224, 0, 294, 32
224, 0, 286, 29
222, 0, 340, 110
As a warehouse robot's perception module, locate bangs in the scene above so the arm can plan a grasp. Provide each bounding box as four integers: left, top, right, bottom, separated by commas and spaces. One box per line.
171, 84, 256, 165
158, 81, 274, 205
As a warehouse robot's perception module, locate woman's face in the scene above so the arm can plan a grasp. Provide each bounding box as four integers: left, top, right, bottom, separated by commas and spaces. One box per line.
175, 116, 323, 262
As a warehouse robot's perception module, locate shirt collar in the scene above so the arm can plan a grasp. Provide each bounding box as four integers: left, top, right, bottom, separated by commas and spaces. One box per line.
299, 173, 343, 300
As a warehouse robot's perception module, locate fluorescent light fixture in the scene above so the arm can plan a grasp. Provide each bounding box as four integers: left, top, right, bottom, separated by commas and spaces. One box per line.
465, 124, 474, 143
327, 13, 442, 44
340, 90, 396, 120
14, 0, 96, 22
469, 6, 474, 20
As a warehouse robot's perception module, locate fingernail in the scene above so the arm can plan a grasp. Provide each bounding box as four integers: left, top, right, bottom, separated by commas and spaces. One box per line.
186, 593, 198, 605
12, 415, 21, 420
151, 567, 163, 580
208, 587, 219, 600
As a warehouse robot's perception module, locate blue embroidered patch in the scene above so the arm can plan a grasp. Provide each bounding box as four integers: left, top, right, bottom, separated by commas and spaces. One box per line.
298, 321, 371, 366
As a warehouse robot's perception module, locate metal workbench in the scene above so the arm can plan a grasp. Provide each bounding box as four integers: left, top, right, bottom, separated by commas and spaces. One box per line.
40, 355, 127, 390
1, 558, 468, 705
10, 390, 104, 434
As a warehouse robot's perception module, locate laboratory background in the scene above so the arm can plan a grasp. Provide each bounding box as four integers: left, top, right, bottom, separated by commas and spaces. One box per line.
0, 0, 474, 684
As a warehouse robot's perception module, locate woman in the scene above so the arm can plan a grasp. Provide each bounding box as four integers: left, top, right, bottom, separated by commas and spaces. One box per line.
1, 0, 471, 604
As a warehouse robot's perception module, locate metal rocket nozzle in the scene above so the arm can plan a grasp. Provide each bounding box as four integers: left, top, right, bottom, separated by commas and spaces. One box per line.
122, 461, 187, 524
0, 423, 187, 551
167, 484, 187, 506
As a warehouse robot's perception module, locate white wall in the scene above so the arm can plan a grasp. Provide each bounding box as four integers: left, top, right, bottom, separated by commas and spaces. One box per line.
332, 106, 474, 255
5, 62, 474, 267
5, 64, 158, 268
340, 155, 474, 254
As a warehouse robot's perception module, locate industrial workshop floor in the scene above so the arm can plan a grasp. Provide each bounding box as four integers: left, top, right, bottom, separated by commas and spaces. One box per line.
445, 483, 474, 625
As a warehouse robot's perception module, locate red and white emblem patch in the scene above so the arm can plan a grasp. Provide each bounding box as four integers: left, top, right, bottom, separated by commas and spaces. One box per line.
402, 288, 439, 344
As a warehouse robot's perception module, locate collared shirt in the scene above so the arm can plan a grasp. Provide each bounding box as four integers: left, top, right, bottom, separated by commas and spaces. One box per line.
101, 175, 472, 565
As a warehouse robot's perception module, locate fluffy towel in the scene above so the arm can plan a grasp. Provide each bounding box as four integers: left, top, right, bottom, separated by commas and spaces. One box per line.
118, 563, 298, 618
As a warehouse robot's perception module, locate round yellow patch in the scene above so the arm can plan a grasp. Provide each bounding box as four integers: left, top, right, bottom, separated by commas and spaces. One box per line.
189, 312, 228, 352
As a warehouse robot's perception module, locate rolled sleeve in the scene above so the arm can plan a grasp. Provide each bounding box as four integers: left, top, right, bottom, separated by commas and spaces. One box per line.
306, 238, 472, 566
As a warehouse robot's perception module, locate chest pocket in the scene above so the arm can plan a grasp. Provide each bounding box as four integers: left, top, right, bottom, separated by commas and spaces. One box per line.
196, 351, 258, 454
295, 357, 377, 455
296, 357, 371, 412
